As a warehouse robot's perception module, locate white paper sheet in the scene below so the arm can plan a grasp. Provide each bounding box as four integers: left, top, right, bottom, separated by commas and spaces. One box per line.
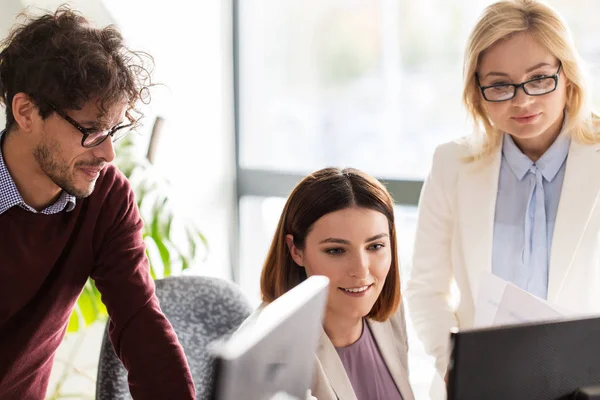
473, 272, 567, 328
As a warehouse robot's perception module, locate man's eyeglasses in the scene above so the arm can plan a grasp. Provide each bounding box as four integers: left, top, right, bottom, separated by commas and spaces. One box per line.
48, 103, 135, 148
476, 63, 562, 102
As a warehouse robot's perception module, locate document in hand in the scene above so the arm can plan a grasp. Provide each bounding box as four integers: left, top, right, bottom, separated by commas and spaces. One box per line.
473, 272, 570, 328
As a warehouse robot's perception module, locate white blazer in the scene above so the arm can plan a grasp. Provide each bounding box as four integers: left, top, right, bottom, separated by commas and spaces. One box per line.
406, 137, 600, 377
311, 305, 415, 400
239, 304, 415, 400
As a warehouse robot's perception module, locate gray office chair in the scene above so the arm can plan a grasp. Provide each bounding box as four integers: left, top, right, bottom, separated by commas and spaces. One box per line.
95, 275, 253, 400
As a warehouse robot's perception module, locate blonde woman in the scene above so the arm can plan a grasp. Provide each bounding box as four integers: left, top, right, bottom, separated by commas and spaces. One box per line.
406, 0, 600, 384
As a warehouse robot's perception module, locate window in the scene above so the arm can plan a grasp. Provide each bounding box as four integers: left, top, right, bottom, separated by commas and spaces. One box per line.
236, 0, 487, 179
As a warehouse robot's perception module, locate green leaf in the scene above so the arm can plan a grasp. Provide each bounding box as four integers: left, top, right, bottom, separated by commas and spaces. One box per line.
78, 286, 99, 326
92, 281, 107, 317
66, 309, 79, 333
165, 212, 174, 237
155, 238, 171, 276
180, 254, 190, 272
150, 201, 161, 239
147, 255, 157, 279
144, 239, 159, 279
185, 224, 209, 261
186, 226, 198, 258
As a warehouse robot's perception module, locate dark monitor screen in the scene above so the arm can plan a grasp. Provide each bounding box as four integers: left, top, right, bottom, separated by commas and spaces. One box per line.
447, 316, 600, 400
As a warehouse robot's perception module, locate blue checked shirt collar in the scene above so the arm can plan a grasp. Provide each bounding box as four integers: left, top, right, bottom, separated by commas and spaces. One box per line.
0, 130, 76, 215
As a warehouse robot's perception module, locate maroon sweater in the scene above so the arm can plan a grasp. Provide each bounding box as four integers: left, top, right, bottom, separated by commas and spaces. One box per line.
0, 164, 195, 399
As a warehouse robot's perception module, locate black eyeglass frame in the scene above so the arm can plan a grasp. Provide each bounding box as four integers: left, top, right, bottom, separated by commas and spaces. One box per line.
476, 63, 563, 102
48, 102, 135, 148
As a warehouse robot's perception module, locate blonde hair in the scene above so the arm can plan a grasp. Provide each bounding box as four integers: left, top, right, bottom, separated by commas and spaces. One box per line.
462, 0, 599, 160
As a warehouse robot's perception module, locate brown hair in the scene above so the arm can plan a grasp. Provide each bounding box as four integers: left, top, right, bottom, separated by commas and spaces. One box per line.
260, 167, 401, 322
0, 5, 154, 132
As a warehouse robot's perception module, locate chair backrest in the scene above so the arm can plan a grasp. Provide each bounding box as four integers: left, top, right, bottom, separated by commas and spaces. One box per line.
95, 275, 253, 400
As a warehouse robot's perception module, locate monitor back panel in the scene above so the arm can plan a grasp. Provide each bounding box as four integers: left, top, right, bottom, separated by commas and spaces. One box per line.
213, 288, 327, 400
448, 316, 600, 400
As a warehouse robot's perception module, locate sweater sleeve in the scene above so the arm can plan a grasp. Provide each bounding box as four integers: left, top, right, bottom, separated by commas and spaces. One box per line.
90, 168, 195, 399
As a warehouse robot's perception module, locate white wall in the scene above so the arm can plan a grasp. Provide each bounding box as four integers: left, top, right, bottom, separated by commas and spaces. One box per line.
20, 0, 113, 26
0, 0, 25, 43
0, 0, 23, 131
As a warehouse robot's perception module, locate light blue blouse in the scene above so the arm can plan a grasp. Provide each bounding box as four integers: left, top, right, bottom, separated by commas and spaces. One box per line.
491, 131, 570, 299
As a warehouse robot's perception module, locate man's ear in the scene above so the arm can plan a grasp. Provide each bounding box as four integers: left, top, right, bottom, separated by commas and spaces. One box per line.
11, 93, 40, 134
285, 234, 304, 267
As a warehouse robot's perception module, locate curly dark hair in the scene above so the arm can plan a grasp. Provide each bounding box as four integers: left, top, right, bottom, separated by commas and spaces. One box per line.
0, 5, 154, 132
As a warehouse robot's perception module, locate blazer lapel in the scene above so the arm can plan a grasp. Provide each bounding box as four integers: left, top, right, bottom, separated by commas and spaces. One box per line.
548, 140, 600, 302
456, 144, 502, 297
315, 329, 357, 400
367, 320, 415, 400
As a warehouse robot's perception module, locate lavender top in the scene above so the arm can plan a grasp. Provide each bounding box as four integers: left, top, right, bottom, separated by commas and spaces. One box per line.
335, 319, 403, 400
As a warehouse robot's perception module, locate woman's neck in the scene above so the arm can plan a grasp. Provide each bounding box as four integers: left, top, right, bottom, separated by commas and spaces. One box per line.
323, 311, 363, 348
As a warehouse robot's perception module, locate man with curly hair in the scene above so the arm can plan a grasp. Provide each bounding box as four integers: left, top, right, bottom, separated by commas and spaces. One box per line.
0, 7, 195, 399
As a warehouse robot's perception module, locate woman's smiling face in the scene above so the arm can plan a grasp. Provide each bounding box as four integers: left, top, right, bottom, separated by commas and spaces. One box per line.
287, 207, 392, 321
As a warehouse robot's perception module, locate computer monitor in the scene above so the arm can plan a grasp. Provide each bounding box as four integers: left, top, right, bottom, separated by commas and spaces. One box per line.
210, 275, 330, 400
447, 315, 600, 400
